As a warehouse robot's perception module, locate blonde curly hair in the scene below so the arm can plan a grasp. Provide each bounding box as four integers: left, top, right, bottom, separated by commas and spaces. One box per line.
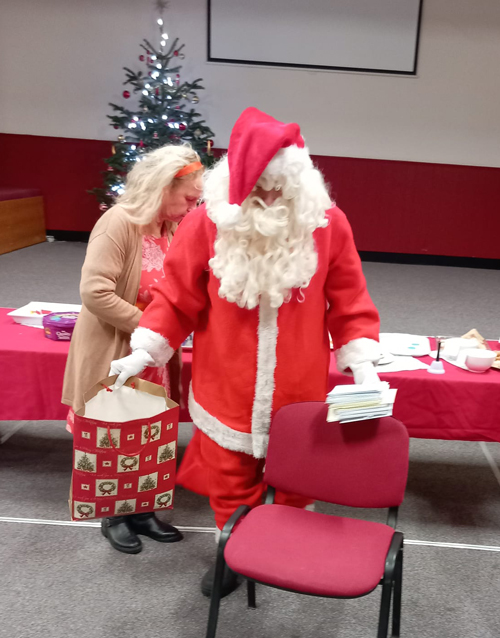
117, 144, 202, 226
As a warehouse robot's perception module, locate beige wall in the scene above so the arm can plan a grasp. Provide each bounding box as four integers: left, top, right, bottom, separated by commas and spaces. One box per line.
1, 0, 500, 167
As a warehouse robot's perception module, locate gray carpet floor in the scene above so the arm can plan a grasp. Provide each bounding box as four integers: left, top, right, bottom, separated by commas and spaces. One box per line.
1, 241, 500, 638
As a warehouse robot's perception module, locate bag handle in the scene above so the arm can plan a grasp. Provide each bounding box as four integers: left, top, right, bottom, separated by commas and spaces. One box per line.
106, 422, 152, 457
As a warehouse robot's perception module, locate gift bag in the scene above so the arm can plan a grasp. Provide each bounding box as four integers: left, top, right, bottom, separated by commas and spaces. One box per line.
70, 376, 179, 521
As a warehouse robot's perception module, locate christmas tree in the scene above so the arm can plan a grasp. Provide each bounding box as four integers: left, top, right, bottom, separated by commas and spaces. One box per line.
93, 0, 215, 212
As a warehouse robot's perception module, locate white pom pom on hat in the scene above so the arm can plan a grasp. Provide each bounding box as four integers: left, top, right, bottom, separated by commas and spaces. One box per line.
210, 202, 243, 230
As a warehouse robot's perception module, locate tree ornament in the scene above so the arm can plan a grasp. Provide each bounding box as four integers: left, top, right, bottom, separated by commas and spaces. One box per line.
191, 95, 199, 104
77, 453, 95, 472
139, 55, 145, 61
194, 128, 201, 137
107, 166, 113, 171
153, 132, 158, 139
123, 90, 131, 99
139, 475, 157, 491
181, 93, 187, 99
117, 501, 134, 514
98, 432, 117, 447
179, 123, 186, 131
139, 140, 145, 148
155, 88, 160, 96
113, 125, 119, 129
159, 445, 175, 463
117, 134, 125, 142
174, 50, 179, 56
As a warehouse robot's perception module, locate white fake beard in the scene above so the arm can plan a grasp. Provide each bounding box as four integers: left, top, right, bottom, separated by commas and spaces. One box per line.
209, 196, 319, 310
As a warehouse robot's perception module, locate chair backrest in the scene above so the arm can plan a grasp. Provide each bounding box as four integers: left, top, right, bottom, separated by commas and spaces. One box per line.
264, 402, 409, 509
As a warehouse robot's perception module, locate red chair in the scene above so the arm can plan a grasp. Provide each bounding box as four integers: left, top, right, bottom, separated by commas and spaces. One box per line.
206, 402, 409, 638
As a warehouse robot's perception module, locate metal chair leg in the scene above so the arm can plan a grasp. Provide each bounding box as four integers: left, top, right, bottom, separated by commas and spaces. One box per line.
205, 555, 226, 638
391, 550, 403, 637
247, 580, 256, 608
377, 580, 393, 638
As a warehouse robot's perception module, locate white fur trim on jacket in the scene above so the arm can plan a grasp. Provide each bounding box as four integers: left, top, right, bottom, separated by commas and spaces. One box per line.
130, 327, 174, 367
251, 296, 279, 458
335, 337, 381, 374
188, 385, 254, 455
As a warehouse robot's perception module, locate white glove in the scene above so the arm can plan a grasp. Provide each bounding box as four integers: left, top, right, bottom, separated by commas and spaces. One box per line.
109, 349, 154, 389
350, 361, 382, 386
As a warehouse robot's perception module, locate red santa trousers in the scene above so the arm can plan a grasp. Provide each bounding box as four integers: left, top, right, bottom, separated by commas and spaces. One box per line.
177, 428, 313, 529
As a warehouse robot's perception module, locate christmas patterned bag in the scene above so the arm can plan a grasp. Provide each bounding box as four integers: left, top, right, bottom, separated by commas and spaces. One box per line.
70, 376, 179, 521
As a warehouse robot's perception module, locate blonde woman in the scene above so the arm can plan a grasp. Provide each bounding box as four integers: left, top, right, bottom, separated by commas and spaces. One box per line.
63, 144, 203, 554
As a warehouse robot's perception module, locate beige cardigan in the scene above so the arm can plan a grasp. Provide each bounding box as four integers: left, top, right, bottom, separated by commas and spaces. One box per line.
62, 206, 143, 411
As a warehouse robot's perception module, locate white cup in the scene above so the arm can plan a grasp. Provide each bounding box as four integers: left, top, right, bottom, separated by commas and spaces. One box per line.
464, 349, 496, 373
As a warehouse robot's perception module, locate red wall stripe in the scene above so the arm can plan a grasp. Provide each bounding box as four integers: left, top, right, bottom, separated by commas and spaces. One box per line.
1, 133, 499, 258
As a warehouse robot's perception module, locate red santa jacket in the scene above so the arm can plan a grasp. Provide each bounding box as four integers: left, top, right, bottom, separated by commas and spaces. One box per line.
131, 204, 380, 458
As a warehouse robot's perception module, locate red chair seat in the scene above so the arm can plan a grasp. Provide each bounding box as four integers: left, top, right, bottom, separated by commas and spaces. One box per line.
224, 504, 395, 598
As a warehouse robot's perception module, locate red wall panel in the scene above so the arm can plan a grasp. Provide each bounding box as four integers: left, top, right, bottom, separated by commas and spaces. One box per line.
1, 133, 499, 258
0, 133, 112, 232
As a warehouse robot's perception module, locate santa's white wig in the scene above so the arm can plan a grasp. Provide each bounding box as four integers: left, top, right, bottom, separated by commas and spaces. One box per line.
204, 146, 332, 309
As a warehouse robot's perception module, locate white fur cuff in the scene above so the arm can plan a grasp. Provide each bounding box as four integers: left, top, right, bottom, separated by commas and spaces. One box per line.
130, 327, 174, 367
335, 337, 381, 374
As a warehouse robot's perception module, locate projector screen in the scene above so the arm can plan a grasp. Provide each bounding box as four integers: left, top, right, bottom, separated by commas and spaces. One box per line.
208, 0, 423, 75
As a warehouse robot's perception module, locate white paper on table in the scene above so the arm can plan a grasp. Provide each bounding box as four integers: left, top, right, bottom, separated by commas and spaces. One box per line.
379, 333, 431, 357
375, 355, 429, 373
84, 385, 168, 422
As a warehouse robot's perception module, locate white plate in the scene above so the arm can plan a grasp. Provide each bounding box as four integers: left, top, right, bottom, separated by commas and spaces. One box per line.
8, 302, 82, 327
379, 333, 431, 357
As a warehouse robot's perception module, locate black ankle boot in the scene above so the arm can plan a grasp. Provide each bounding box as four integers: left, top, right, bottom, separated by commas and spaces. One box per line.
101, 516, 142, 554
129, 513, 183, 543
201, 563, 241, 598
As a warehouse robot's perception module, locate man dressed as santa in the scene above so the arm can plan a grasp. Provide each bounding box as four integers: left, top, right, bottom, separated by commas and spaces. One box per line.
111, 107, 382, 596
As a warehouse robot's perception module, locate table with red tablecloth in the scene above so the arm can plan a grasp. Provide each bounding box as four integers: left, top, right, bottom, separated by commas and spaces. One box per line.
1, 307, 499, 442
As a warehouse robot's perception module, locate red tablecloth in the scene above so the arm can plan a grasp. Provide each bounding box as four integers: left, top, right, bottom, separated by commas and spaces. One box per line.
1, 307, 499, 442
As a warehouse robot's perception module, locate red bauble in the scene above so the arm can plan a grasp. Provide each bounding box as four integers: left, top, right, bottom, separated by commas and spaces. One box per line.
139, 141, 145, 148
175, 105, 180, 110
113, 125, 119, 129
174, 50, 179, 56
155, 88, 159, 95
146, 50, 150, 55
176, 73, 180, 78
107, 166, 114, 171
139, 55, 145, 61
123, 90, 130, 99
179, 123, 186, 131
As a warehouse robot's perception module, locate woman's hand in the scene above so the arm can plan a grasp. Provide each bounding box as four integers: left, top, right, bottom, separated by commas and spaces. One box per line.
109, 349, 154, 389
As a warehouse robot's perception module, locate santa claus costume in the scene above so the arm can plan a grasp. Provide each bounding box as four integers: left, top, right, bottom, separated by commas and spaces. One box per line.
112, 107, 381, 595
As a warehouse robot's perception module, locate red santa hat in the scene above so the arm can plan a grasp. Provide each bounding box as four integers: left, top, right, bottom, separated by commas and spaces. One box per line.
228, 107, 305, 205
211, 108, 311, 230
